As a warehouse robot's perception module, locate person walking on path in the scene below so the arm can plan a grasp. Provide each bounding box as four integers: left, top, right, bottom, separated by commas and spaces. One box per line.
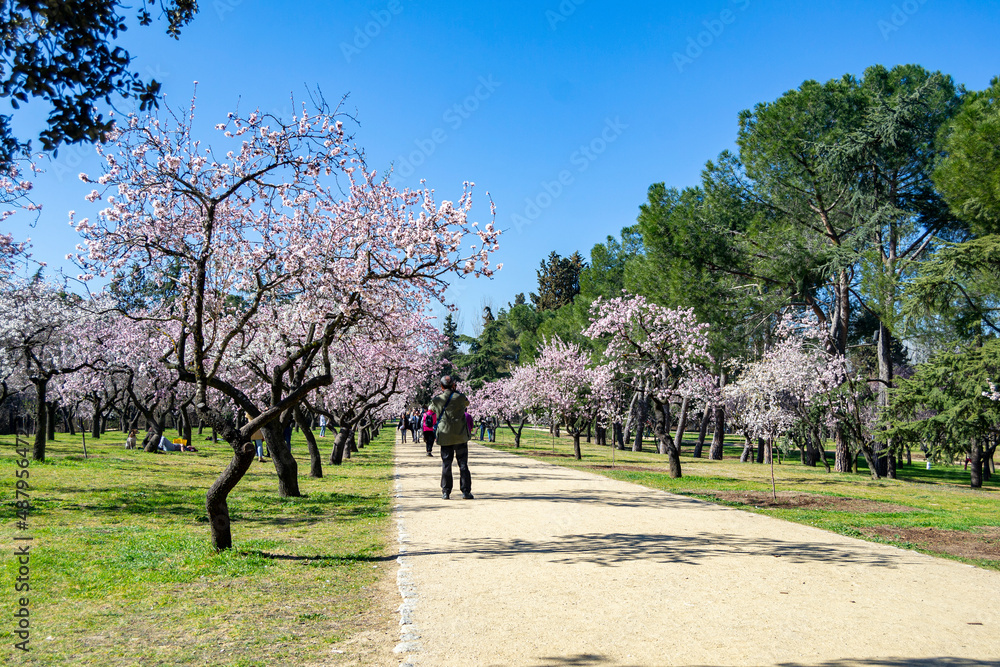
421, 406, 437, 457
431, 376, 473, 500
398, 413, 409, 443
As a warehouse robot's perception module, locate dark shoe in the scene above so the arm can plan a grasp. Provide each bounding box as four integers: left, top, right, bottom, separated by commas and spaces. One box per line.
426, 452, 433, 457
462, 493, 475, 500
442, 492, 450, 500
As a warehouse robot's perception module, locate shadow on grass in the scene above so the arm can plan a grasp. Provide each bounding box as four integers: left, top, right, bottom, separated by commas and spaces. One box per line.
239, 549, 396, 564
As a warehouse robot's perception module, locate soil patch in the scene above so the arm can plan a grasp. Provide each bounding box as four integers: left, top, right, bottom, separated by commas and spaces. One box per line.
694, 489, 918, 514
860, 525, 1000, 562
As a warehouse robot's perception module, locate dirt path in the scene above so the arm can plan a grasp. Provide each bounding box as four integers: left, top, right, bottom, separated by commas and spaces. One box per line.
391, 437, 1000, 667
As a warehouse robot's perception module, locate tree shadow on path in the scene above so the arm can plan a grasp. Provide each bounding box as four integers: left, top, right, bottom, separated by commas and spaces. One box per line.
436, 531, 922, 568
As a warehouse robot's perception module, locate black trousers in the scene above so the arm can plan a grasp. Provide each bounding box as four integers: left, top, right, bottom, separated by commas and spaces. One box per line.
440, 443, 471, 495
423, 430, 435, 454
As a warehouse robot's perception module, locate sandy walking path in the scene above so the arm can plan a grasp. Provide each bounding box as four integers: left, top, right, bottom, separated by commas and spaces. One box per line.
391, 437, 999, 667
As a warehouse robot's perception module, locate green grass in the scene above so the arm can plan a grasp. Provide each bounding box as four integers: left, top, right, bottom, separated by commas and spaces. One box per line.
483, 426, 1000, 570
0, 427, 396, 666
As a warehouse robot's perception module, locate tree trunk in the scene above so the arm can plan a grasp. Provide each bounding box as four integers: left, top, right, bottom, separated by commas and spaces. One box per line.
586, 421, 592, 443
65, 407, 76, 436
263, 423, 300, 497
708, 406, 725, 460
693, 410, 710, 458
613, 421, 625, 450
623, 388, 640, 452
144, 415, 167, 453
633, 391, 649, 452
90, 398, 103, 438
756, 437, 765, 464
31, 378, 47, 462
652, 398, 681, 478
572, 432, 582, 460
672, 396, 690, 456
294, 406, 322, 478
875, 322, 894, 478
740, 436, 753, 463
46, 401, 57, 441
330, 426, 352, 465
834, 424, 851, 473
970, 437, 983, 489
181, 406, 194, 448
206, 442, 256, 551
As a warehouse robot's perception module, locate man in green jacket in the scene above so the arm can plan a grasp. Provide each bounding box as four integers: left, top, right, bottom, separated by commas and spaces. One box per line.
431, 375, 474, 500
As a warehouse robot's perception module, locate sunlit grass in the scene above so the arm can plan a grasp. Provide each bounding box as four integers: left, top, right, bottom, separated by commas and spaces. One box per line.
0, 426, 395, 666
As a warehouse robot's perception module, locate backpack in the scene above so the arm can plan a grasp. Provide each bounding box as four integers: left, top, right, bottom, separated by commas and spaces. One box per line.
423, 412, 434, 430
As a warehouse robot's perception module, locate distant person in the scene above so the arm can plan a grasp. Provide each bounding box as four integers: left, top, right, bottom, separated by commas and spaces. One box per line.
409, 410, 420, 443
478, 417, 487, 440
319, 414, 327, 437
158, 434, 181, 452
421, 406, 437, 457
432, 376, 473, 500
398, 413, 409, 443
284, 424, 293, 450
247, 413, 265, 462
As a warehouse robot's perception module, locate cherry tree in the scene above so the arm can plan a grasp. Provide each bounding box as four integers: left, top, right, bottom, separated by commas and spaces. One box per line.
584, 292, 713, 478
73, 94, 500, 550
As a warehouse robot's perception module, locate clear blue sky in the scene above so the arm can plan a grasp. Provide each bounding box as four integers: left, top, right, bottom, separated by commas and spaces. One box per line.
6, 0, 999, 334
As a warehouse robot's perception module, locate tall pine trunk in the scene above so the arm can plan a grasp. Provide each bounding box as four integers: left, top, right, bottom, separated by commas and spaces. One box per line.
970, 437, 983, 489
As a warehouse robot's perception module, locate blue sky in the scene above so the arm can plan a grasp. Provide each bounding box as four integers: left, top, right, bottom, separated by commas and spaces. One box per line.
5, 0, 999, 333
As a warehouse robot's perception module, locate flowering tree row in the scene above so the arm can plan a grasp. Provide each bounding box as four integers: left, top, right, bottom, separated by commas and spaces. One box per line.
1, 93, 498, 550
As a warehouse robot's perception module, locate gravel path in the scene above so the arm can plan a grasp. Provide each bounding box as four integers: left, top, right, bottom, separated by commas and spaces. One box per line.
391, 436, 1000, 667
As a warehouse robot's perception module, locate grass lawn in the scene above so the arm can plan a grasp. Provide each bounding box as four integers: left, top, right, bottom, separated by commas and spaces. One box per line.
482, 426, 1000, 570
1, 426, 397, 666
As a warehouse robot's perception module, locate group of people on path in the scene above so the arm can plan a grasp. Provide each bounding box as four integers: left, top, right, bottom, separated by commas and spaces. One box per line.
401, 375, 474, 500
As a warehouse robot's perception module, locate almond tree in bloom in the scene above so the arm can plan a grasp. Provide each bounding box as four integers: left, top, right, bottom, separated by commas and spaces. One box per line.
584, 292, 713, 478
306, 315, 443, 471
528, 338, 613, 460
724, 316, 847, 495
472, 375, 532, 447
73, 95, 500, 550
0, 282, 105, 460
0, 159, 41, 277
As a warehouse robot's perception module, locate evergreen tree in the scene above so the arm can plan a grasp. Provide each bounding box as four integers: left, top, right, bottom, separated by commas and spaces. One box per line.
531, 251, 587, 311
